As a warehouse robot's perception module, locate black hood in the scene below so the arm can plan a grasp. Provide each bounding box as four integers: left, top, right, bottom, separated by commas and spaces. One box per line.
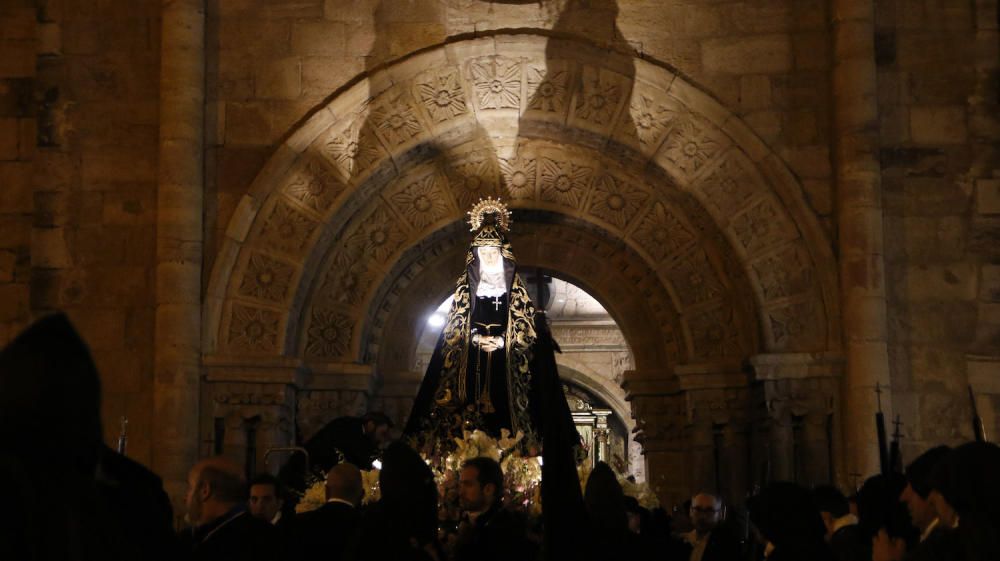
0, 313, 104, 474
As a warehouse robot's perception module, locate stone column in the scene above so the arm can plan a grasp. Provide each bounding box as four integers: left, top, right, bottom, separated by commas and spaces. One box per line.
154, 0, 205, 502
831, 0, 891, 480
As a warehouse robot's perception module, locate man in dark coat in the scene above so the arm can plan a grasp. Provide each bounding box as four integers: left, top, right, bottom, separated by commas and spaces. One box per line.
292, 463, 363, 561
453, 456, 536, 561
814, 484, 866, 561
682, 492, 740, 561
179, 456, 279, 561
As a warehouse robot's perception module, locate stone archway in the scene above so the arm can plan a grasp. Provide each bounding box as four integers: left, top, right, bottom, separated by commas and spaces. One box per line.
202, 32, 841, 505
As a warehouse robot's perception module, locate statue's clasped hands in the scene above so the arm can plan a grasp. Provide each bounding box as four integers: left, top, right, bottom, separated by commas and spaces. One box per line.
472, 334, 505, 353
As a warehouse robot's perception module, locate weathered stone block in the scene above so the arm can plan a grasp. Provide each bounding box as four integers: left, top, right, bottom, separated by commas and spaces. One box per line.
703, 35, 792, 74
224, 102, 271, 145
910, 106, 968, 145
793, 31, 829, 71
68, 307, 126, 351
802, 178, 833, 216
218, 19, 291, 56
884, 176, 971, 216
977, 178, 1000, 214
255, 57, 301, 100
0, 40, 33, 78
981, 264, 1000, 302
0, 283, 28, 322
781, 145, 831, 179
897, 263, 979, 301
32, 227, 72, 268
0, 117, 17, 160
103, 189, 155, 226
301, 56, 364, 97
744, 110, 781, 140
0, 161, 31, 212
291, 21, 346, 56
739, 75, 771, 110
879, 104, 910, 143
888, 301, 978, 344
0, 249, 14, 282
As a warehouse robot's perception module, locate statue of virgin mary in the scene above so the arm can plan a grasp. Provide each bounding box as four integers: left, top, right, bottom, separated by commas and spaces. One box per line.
404, 198, 539, 453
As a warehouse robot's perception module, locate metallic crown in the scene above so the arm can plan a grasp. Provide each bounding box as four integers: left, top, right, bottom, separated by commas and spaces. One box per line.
467, 197, 512, 233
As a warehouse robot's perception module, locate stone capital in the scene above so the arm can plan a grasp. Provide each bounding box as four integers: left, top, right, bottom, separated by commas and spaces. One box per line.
673, 360, 748, 390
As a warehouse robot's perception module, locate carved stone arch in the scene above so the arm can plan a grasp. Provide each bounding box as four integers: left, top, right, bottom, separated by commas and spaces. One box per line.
205, 33, 839, 370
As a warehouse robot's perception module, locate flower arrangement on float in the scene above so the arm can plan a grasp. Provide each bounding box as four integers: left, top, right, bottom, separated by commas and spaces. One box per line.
295, 429, 656, 516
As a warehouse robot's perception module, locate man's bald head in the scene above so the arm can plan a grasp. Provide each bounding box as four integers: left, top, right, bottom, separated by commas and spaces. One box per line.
185, 457, 247, 526
326, 462, 363, 506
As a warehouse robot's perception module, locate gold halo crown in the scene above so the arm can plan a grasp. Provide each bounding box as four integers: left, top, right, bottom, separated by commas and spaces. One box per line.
467, 198, 512, 248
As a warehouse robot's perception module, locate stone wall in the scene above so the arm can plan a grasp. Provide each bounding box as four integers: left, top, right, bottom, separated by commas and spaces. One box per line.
0, 2, 34, 346
0, 1, 162, 466
877, 0, 1000, 456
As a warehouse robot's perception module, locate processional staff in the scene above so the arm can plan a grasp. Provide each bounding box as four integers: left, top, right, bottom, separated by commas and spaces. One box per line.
875, 383, 889, 476
117, 416, 128, 455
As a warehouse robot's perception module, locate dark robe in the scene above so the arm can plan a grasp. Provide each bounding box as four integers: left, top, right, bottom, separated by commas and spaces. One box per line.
453, 504, 537, 561
280, 416, 378, 496
0, 314, 172, 561
179, 506, 280, 561
292, 501, 359, 561
466, 293, 512, 434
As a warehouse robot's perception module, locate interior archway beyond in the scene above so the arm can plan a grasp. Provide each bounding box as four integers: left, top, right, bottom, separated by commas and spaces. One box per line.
204, 32, 841, 498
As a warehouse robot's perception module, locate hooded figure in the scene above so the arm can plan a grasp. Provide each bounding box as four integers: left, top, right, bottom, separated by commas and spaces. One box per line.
405, 198, 538, 454
0, 313, 176, 561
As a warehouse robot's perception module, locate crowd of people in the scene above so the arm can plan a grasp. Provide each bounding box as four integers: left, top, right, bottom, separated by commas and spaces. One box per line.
3, 314, 1000, 561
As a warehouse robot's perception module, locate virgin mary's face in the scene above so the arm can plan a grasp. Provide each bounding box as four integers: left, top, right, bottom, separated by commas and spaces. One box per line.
478, 246, 501, 269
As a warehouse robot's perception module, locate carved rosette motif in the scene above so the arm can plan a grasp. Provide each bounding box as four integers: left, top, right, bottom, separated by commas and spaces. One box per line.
318, 252, 369, 308
587, 173, 648, 229
751, 244, 814, 302
387, 172, 453, 231
227, 303, 281, 352
499, 153, 537, 200
370, 91, 425, 147
538, 157, 593, 208
257, 200, 319, 257
766, 301, 821, 350
687, 305, 740, 358
305, 308, 354, 358
657, 116, 725, 180
283, 159, 345, 214
346, 204, 408, 266
444, 151, 501, 210
321, 115, 387, 178
468, 57, 522, 110
526, 64, 569, 114
571, 66, 625, 127
664, 248, 724, 309
238, 252, 295, 303
416, 68, 468, 123
692, 154, 762, 220
629, 201, 698, 263
617, 92, 678, 151
730, 196, 799, 256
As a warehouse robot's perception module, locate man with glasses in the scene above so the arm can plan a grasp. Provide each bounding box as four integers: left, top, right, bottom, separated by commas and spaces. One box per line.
682, 492, 740, 561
